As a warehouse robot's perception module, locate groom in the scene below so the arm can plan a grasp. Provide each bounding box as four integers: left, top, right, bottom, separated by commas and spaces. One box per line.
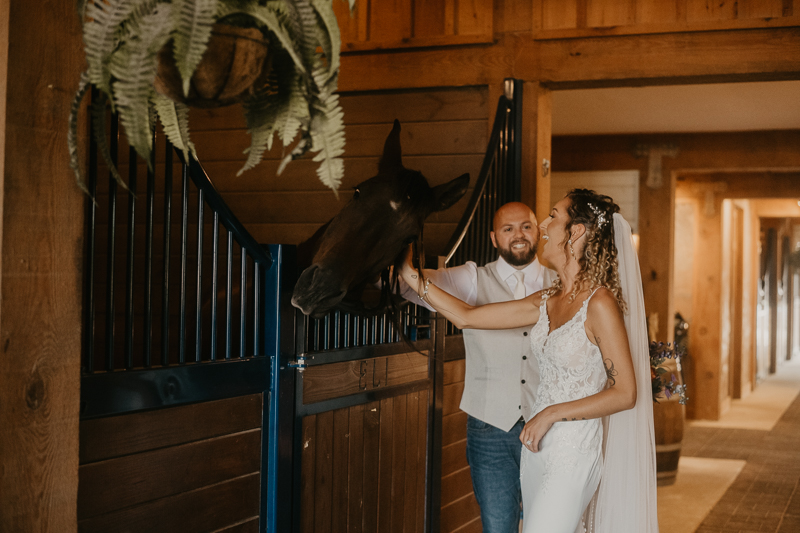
403, 202, 550, 531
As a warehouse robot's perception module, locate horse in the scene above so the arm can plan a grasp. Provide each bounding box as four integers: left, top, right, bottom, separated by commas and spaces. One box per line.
291, 120, 469, 318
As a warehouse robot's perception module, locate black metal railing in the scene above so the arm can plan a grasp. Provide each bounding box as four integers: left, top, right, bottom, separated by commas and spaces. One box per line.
442, 78, 523, 335
82, 103, 271, 374
300, 303, 431, 354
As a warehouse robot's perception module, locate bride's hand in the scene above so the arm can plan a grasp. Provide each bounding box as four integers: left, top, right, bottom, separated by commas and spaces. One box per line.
399, 244, 421, 286
520, 408, 556, 452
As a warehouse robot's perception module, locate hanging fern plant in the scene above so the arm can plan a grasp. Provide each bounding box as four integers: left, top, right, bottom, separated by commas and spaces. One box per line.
69, 0, 354, 194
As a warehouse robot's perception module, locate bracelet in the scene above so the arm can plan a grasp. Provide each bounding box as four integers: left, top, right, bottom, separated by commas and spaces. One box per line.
420, 278, 432, 301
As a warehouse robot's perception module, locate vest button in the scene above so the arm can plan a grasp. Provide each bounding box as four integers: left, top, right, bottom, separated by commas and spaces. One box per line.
521, 379, 526, 384
523, 331, 528, 336
522, 356, 527, 360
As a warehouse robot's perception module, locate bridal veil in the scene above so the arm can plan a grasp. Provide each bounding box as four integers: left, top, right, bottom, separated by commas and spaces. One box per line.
584, 213, 659, 532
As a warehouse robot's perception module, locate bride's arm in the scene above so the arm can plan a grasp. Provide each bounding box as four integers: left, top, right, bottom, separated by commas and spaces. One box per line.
520, 288, 637, 452
399, 252, 540, 330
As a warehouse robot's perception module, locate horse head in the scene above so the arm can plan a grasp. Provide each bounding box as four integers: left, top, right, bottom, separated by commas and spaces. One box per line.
291, 120, 469, 318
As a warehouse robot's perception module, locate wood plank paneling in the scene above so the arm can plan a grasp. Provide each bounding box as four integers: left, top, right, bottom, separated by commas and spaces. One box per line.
362, 400, 381, 532
300, 414, 316, 533
313, 411, 334, 533
80, 394, 262, 463
441, 466, 475, 507
78, 429, 261, 519
442, 410, 468, 446
377, 397, 394, 532
303, 351, 429, 404
348, 403, 365, 533
77, 473, 260, 533
331, 408, 350, 532
443, 381, 465, 416
587, 0, 635, 27
541, 0, 579, 29
442, 440, 469, 477
390, 394, 407, 533
336, 0, 492, 51
301, 391, 429, 533
444, 358, 466, 385
441, 492, 482, 532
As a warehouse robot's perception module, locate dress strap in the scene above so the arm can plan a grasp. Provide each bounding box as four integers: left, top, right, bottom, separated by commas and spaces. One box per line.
580, 287, 605, 319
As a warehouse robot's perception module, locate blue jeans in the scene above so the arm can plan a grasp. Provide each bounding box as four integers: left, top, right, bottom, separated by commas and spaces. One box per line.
466, 415, 524, 533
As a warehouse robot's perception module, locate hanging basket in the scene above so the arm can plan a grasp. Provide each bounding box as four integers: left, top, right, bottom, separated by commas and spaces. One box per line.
155, 24, 271, 109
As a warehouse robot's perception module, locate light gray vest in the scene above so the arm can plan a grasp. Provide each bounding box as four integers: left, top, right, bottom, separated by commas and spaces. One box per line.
460, 261, 534, 431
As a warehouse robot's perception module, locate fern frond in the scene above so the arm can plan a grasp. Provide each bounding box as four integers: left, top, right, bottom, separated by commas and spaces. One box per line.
108, 3, 173, 166
310, 0, 341, 82
277, 133, 310, 175
90, 92, 128, 190
308, 87, 345, 192
153, 93, 196, 160
171, 0, 217, 97
68, 71, 94, 197
83, 0, 157, 95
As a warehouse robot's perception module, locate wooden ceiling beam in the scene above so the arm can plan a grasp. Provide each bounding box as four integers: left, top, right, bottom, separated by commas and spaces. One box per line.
339, 27, 800, 92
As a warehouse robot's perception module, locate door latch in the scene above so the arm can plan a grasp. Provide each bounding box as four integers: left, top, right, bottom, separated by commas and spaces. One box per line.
288, 353, 310, 372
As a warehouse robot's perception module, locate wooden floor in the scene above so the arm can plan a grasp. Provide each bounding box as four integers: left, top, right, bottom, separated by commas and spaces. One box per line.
677, 360, 800, 533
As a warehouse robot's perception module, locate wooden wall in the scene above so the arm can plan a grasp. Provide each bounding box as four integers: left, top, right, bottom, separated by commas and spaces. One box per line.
188, 86, 491, 257
440, 355, 481, 533
77, 395, 263, 533
0, 2, 85, 531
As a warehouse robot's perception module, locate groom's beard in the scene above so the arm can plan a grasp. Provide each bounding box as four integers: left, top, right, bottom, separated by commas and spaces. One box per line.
498, 239, 537, 266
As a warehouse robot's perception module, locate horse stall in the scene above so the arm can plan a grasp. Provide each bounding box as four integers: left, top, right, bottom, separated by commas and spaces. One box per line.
77, 79, 523, 533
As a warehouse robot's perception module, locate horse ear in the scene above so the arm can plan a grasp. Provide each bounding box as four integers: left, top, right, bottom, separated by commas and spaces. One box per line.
431, 173, 470, 212
378, 119, 403, 172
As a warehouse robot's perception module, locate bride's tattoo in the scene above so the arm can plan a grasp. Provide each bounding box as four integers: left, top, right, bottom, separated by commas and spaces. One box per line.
411, 274, 417, 279
604, 358, 617, 386
563, 417, 587, 421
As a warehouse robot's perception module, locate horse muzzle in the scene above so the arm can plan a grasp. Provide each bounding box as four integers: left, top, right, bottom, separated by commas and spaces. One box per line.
291, 264, 349, 318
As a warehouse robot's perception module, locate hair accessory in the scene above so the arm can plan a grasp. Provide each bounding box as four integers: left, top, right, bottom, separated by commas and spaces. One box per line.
587, 202, 608, 228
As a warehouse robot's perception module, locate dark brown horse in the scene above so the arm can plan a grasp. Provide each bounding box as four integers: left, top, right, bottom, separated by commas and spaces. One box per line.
292, 120, 469, 318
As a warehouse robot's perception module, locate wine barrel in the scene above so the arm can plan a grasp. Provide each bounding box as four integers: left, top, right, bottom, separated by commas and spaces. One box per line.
653, 397, 685, 486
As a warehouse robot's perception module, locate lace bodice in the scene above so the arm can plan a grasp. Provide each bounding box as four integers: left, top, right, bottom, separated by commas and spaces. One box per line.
529, 290, 608, 417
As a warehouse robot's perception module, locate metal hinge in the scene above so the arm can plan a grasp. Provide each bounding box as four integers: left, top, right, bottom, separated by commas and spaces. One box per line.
288, 353, 309, 372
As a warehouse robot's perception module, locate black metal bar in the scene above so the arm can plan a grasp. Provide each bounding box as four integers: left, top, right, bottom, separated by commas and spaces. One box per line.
123, 147, 137, 369
195, 189, 205, 362
239, 248, 247, 358
143, 131, 156, 367
161, 140, 173, 366
254, 259, 260, 357
179, 163, 189, 364
104, 114, 119, 372
82, 91, 99, 373
225, 231, 233, 360
211, 213, 219, 361
176, 153, 270, 268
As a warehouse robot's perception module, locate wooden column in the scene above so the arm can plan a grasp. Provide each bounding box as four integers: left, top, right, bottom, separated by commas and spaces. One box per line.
688, 193, 723, 420
0, 2, 85, 531
520, 81, 551, 222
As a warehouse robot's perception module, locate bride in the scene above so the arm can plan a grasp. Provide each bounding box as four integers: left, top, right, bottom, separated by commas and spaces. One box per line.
400, 189, 658, 532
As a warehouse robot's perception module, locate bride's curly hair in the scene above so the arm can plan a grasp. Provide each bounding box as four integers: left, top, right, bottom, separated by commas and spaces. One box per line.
547, 188, 627, 312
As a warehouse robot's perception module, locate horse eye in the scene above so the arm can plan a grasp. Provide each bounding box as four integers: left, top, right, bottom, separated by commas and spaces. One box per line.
353, 188, 360, 200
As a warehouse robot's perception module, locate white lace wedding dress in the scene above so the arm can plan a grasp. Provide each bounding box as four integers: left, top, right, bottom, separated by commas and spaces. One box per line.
520, 289, 607, 533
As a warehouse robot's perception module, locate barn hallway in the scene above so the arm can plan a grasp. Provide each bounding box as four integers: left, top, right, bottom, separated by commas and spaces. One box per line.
657, 358, 800, 533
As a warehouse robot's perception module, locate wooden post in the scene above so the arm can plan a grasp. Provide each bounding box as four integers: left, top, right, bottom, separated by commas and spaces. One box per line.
520, 81, 551, 223
688, 192, 723, 420
0, 2, 85, 531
